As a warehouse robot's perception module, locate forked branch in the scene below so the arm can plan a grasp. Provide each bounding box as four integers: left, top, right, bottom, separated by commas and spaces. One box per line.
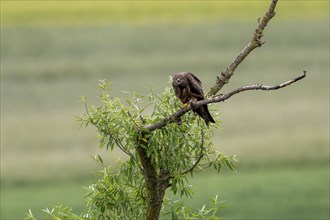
208, 0, 278, 96
144, 70, 306, 132
142, 0, 307, 133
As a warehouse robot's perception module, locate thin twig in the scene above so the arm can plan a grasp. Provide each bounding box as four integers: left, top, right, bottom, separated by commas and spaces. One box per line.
127, 111, 139, 128
113, 137, 132, 157
210, 70, 307, 103
84, 101, 132, 156
181, 129, 205, 175
158, 129, 207, 182
95, 119, 132, 157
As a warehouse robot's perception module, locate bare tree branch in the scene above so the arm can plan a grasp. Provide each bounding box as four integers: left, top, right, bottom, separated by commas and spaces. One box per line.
144, 70, 306, 132
205, 69, 307, 104
208, 0, 278, 96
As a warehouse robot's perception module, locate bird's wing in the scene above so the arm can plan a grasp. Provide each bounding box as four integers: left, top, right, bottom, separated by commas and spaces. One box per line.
187, 72, 204, 99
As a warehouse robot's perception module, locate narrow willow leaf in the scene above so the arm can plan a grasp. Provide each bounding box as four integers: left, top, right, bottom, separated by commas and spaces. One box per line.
97, 154, 104, 165
225, 159, 234, 171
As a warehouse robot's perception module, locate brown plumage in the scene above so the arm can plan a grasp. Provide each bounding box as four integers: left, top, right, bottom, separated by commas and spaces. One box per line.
172, 72, 215, 125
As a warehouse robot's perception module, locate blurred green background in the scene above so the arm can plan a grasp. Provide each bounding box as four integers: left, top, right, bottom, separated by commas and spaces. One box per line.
1, 1, 329, 219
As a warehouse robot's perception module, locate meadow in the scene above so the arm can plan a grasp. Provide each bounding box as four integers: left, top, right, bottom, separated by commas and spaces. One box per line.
1, 1, 329, 219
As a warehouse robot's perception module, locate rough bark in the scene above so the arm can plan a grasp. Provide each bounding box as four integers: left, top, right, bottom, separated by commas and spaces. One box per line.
135, 132, 170, 220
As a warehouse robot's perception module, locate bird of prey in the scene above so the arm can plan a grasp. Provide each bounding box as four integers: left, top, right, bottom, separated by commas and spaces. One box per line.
172, 72, 215, 125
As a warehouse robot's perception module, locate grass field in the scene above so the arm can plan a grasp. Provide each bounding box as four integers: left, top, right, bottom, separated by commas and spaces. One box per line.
1, 1, 328, 26
1, 1, 329, 219
2, 166, 328, 220
185, 165, 329, 219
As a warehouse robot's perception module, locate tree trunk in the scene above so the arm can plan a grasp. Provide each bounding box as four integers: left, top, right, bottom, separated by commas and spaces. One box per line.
136, 132, 170, 220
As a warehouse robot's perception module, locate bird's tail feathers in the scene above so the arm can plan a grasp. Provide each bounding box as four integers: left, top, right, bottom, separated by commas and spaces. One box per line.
194, 105, 215, 126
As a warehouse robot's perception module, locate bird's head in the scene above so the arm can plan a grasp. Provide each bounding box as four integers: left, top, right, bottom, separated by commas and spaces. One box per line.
173, 72, 188, 87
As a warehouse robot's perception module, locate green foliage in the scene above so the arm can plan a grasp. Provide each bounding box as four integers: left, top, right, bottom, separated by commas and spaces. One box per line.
27, 80, 237, 219
76, 80, 237, 219
25, 204, 88, 220
163, 195, 226, 220
85, 160, 147, 219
